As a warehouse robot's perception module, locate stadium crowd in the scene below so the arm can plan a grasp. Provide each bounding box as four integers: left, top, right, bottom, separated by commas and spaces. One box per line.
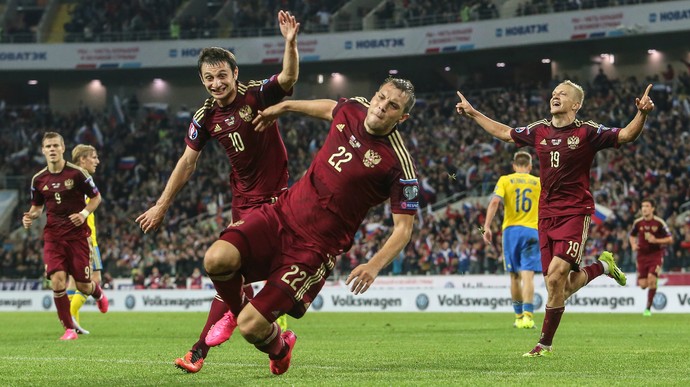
1, 65, 689, 285
5, 0, 676, 43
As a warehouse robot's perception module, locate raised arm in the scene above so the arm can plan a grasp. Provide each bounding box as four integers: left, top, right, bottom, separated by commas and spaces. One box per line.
136, 145, 201, 233
276, 10, 300, 91
456, 91, 514, 143
345, 213, 414, 294
618, 84, 654, 144
253, 99, 337, 131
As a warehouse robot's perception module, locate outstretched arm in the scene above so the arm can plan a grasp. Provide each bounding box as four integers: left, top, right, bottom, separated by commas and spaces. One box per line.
618, 84, 654, 144
135, 146, 201, 233
253, 99, 337, 131
346, 213, 414, 294
276, 10, 300, 91
456, 91, 514, 143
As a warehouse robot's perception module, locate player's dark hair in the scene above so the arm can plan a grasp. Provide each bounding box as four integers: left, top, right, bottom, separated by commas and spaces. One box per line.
513, 151, 532, 167
197, 47, 238, 75
381, 77, 416, 114
42, 132, 64, 146
642, 198, 656, 208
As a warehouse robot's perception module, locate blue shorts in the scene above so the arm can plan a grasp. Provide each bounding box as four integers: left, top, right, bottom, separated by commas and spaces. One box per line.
502, 226, 541, 273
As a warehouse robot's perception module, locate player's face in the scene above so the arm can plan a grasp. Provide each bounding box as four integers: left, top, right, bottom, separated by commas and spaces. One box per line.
80, 151, 100, 175
41, 137, 65, 164
641, 202, 654, 217
550, 84, 581, 115
200, 61, 238, 106
364, 83, 410, 135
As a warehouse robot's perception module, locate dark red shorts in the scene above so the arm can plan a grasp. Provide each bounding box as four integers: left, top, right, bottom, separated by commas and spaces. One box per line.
538, 214, 591, 276
43, 238, 92, 282
637, 255, 663, 279
230, 194, 282, 223
219, 204, 336, 322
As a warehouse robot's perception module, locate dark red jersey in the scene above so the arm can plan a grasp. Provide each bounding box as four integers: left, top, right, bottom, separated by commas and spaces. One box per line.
30, 162, 100, 241
186, 74, 291, 200
630, 216, 671, 260
276, 97, 419, 255
511, 119, 619, 218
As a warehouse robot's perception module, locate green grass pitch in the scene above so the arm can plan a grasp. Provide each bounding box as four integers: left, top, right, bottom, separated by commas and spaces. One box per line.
1, 312, 688, 386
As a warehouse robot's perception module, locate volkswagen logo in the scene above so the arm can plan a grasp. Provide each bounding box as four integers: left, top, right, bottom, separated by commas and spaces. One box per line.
125, 295, 136, 310
311, 295, 324, 310
652, 292, 667, 310
416, 293, 429, 311
42, 295, 52, 310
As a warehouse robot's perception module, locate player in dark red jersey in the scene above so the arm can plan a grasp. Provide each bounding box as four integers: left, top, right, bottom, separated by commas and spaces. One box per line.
201, 77, 419, 375
22, 132, 108, 341
134, 10, 300, 373
455, 81, 655, 357
629, 198, 673, 316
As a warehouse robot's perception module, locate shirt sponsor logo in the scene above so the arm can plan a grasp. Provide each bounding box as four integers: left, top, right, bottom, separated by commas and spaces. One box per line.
349, 135, 361, 148
551, 139, 561, 146
567, 135, 580, 149
51, 182, 61, 189
362, 149, 382, 168
188, 122, 198, 140
239, 105, 253, 122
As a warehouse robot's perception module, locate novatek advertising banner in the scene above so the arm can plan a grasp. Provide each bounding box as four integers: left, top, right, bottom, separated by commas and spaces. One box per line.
2, 286, 690, 313
0, 1, 688, 70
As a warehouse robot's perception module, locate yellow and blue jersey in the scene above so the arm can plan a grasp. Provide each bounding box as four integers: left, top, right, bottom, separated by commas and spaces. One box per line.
492, 172, 540, 230
85, 196, 98, 247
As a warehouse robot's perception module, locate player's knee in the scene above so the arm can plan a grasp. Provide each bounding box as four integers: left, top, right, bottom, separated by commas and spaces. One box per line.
203, 242, 241, 274
237, 309, 268, 343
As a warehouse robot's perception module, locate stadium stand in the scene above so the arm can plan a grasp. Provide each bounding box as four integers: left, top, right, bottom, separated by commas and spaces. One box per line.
1, 70, 689, 282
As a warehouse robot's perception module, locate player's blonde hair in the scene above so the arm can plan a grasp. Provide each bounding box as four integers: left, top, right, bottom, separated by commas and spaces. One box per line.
561, 80, 585, 108
513, 151, 532, 167
72, 144, 97, 164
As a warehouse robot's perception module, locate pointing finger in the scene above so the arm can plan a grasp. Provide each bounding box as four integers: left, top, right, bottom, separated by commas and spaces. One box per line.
642, 83, 652, 98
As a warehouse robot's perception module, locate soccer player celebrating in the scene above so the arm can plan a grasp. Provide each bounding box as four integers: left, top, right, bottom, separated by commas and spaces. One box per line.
202, 77, 419, 375
629, 198, 673, 316
67, 144, 104, 335
456, 81, 654, 357
135, 10, 300, 373
483, 151, 542, 329
23, 132, 108, 340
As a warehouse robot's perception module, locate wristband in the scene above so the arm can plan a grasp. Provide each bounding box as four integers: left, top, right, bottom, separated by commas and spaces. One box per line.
79, 209, 90, 219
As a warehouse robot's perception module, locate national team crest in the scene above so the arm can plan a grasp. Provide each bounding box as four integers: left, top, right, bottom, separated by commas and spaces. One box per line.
64, 179, 74, 189
363, 149, 382, 168
239, 105, 253, 122
567, 136, 580, 149
652, 226, 658, 232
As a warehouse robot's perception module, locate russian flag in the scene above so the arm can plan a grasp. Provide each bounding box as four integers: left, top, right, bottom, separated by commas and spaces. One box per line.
592, 204, 614, 225
118, 156, 136, 170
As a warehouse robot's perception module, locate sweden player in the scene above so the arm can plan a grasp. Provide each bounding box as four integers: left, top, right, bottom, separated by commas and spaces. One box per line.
483, 151, 541, 329
67, 144, 104, 334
